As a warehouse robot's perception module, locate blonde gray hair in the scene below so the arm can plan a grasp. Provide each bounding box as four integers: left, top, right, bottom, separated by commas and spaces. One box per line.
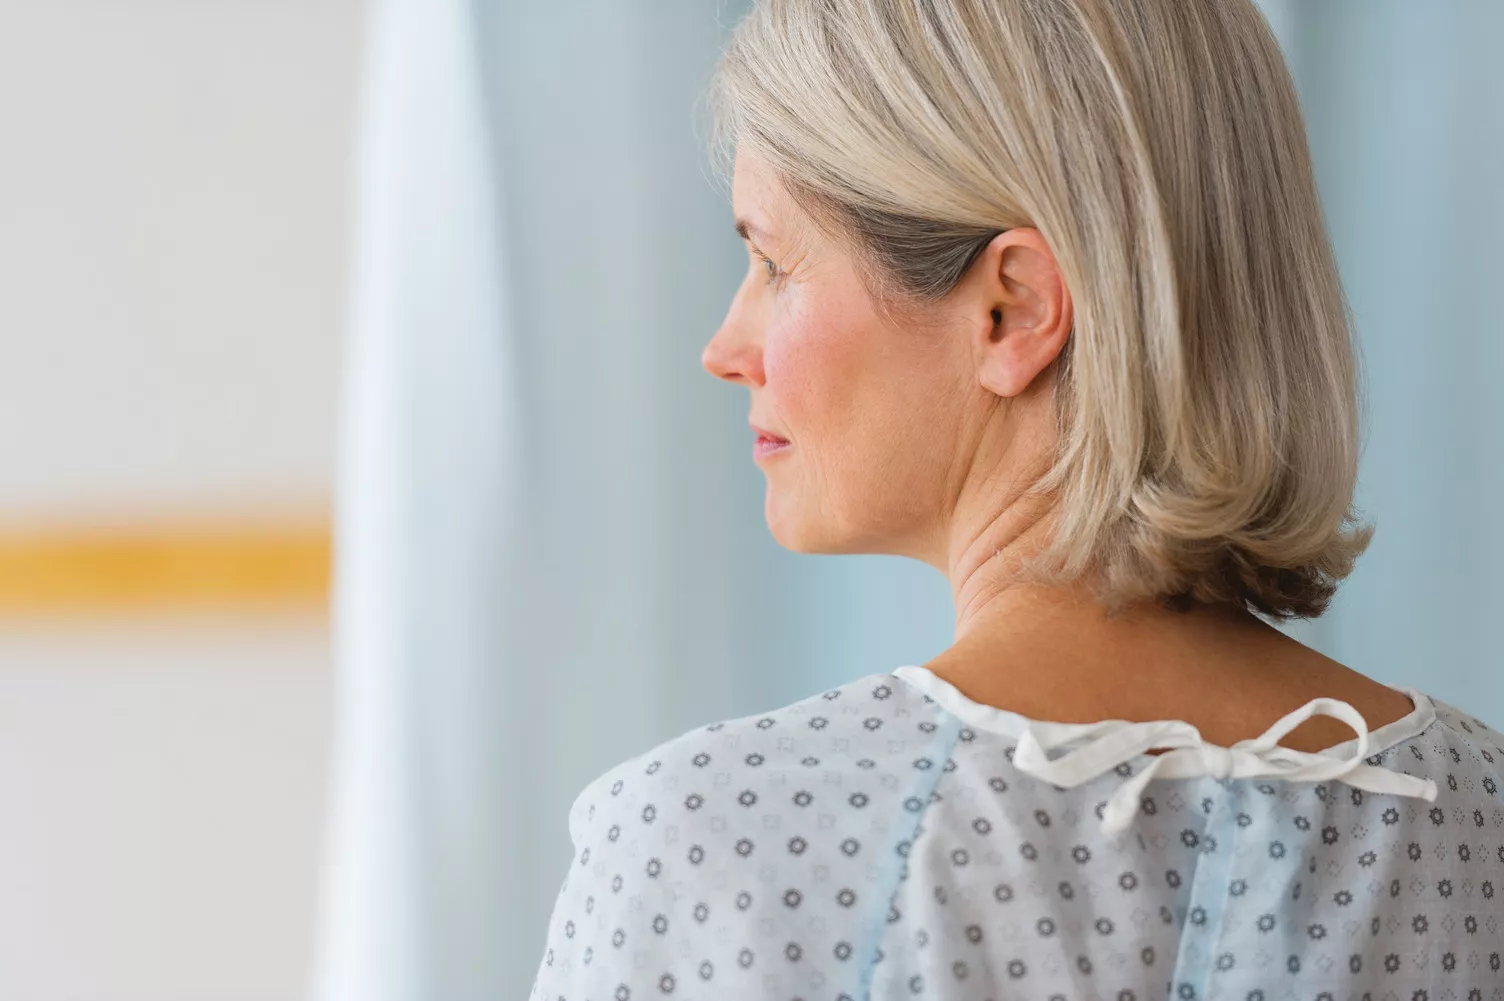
706, 0, 1371, 620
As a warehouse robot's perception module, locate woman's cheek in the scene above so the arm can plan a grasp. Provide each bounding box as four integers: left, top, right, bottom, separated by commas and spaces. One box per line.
771, 310, 874, 434
761, 319, 820, 430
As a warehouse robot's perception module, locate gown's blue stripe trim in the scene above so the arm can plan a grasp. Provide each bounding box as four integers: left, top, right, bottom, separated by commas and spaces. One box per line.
1166, 778, 1241, 1000
854, 712, 965, 1001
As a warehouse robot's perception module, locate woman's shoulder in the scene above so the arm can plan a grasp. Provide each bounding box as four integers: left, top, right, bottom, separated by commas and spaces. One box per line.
1395, 690, 1504, 772
533, 670, 967, 999
1427, 693, 1504, 745
565, 668, 956, 845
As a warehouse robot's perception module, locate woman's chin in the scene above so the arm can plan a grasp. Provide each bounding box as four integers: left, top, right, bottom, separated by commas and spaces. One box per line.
765, 497, 841, 554
765, 492, 897, 556
764, 494, 811, 552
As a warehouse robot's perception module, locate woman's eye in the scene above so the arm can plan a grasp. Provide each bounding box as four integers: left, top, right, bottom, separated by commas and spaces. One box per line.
752, 249, 781, 286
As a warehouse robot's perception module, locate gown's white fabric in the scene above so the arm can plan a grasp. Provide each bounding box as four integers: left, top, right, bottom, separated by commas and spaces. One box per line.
529, 665, 1504, 1000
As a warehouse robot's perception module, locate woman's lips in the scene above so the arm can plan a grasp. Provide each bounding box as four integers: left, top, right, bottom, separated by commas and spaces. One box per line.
750, 421, 790, 458
753, 433, 792, 459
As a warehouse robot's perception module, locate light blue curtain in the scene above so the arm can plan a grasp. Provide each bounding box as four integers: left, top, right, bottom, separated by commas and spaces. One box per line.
313, 3, 1504, 998
1258, 0, 1504, 717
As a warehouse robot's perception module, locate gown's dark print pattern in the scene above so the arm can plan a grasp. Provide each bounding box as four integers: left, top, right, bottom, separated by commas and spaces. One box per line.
529, 667, 1504, 1000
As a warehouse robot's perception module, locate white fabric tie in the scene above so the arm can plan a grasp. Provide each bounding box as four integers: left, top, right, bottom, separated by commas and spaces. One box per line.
1011, 696, 1440, 834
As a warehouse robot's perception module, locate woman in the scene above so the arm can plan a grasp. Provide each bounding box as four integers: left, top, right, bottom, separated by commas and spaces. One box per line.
531, 0, 1504, 997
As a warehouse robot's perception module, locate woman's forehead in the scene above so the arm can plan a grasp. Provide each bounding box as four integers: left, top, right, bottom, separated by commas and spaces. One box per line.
733, 152, 831, 258
732, 153, 775, 218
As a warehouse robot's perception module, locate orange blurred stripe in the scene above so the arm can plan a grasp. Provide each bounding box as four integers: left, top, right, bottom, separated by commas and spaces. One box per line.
0, 519, 331, 617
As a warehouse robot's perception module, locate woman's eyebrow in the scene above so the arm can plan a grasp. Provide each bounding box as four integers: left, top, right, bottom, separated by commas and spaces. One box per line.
734, 218, 770, 243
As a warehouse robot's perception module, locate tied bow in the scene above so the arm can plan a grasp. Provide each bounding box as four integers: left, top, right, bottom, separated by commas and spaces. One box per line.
1012, 697, 1439, 834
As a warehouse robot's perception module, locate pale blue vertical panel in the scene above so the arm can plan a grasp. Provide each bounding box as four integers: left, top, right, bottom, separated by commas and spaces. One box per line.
1296, 1, 1504, 719
473, 1, 897, 989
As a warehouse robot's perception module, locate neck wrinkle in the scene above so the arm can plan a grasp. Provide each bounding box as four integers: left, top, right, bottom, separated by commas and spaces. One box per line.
946, 489, 1064, 644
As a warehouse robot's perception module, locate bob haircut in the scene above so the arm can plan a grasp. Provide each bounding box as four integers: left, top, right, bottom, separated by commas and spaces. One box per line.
705, 0, 1372, 620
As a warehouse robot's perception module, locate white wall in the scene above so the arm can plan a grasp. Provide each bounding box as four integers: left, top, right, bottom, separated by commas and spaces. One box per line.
0, 618, 332, 1001
0, 1, 359, 521
0, 2, 363, 999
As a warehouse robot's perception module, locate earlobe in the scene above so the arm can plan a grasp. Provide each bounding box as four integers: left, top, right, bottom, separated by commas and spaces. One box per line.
980, 318, 1068, 398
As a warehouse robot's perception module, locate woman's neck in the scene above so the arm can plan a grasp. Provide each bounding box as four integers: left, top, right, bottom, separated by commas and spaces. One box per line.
926, 577, 1417, 753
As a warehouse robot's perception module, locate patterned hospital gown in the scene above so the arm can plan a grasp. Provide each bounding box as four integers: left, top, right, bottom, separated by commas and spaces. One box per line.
529, 664, 1504, 1000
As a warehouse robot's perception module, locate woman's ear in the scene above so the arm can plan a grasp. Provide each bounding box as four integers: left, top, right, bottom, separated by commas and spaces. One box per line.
973, 228, 1073, 398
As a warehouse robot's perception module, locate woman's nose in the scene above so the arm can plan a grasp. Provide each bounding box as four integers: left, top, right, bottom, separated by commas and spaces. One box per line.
701, 317, 765, 387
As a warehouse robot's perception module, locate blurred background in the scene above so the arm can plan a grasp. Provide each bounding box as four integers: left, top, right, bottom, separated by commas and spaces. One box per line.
0, 1, 1498, 999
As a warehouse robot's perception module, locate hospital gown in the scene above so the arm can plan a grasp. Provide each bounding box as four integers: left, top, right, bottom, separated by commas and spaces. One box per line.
529, 664, 1504, 999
